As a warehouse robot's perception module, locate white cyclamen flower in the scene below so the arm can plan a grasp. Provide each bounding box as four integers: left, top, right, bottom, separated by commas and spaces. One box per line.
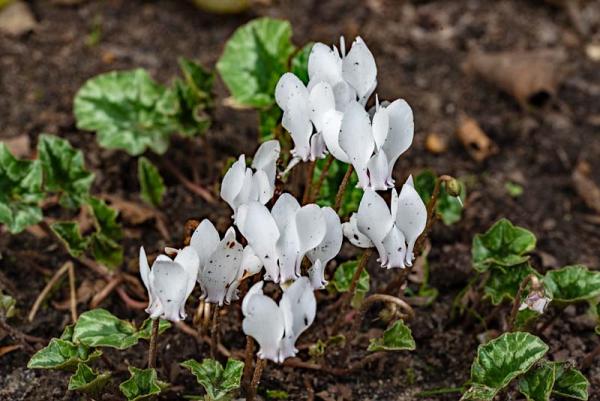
139, 246, 199, 322
242, 278, 316, 363
519, 291, 551, 314
220, 140, 280, 216
343, 176, 426, 268
189, 219, 261, 306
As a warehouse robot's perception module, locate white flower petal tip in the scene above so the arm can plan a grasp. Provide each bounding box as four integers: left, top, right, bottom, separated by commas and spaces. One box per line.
520, 292, 551, 314
308, 260, 328, 290
395, 181, 427, 265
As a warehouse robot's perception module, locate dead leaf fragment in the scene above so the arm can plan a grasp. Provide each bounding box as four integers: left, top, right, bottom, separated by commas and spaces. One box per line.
425, 133, 447, 154
456, 115, 497, 162
572, 160, 600, 214
464, 49, 567, 108
0, 1, 36, 36
3, 135, 30, 158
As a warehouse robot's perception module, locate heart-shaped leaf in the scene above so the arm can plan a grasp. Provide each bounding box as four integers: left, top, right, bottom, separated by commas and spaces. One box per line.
484, 263, 540, 305
217, 17, 296, 108
518, 360, 556, 401
37, 134, 94, 209
137, 157, 165, 207
461, 332, 548, 401
50, 221, 89, 257
553, 364, 589, 400
544, 265, 600, 303
119, 367, 168, 401
87, 197, 123, 268
329, 258, 370, 307
414, 170, 466, 226
68, 362, 111, 394
73, 308, 138, 349
27, 338, 101, 371
181, 358, 244, 401
472, 219, 536, 272
0, 143, 44, 233
74, 69, 179, 156
367, 320, 416, 352
172, 57, 213, 137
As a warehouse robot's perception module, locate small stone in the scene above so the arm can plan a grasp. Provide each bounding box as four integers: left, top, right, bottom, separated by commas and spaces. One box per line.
424, 132, 447, 154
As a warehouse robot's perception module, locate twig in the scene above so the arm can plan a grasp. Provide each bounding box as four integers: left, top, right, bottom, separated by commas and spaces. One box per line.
159, 158, 215, 203
247, 358, 266, 401
148, 318, 160, 368
310, 155, 334, 203
174, 322, 232, 357
210, 305, 220, 358
0, 319, 35, 353
304, 376, 315, 401
302, 160, 316, 205
334, 165, 354, 212
90, 275, 124, 309
67, 262, 77, 323
115, 287, 147, 309
242, 336, 255, 394
28, 262, 71, 322
507, 274, 541, 331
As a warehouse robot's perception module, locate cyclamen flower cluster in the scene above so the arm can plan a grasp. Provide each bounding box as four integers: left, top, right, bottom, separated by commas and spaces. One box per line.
275, 36, 414, 191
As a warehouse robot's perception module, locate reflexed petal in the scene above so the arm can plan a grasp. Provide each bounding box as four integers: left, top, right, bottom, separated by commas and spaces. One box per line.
367, 150, 389, 191
380, 225, 407, 269
252, 170, 274, 204
307, 207, 342, 267
357, 189, 394, 260
294, 205, 327, 275
309, 132, 327, 161
271, 193, 300, 233
242, 292, 285, 363
280, 277, 316, 359
382, 99, 414, 185
308, 43, 343, 85
241, 246, 263, 276
275, 72, 309, 111
277, 220, 301, 283
395, 182, 427, 266
332, 80, 356, 112
371, 107, 389, 151
342, 37, 377, 101
309, 82, 336, 133
242, 281, 264, 315
390, 188, 399, 222
308, 260, 327, 290
321, 110, 348, 163
342, 213, 373, 248
139, 246, 153, 308
283, 100, 313, 161
252, 140, 280, 184
190, 219, 220, 270
235, 168, 254, 208
339, 101, 374, 189
173, 246, 200, 298
236, 202, 281, 282
220, 155, 246, 211
149, 260, 190, 321
404, 175, 414, 188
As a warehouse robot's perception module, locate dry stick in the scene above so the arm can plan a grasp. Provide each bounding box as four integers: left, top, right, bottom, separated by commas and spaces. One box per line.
148, 318, 160, 369
302, 160, 316, 205
160, 158, 215, 203
507, 274, 541, 332
242, 336, 255, 394
90, 275, 124, 308
210, 305, 220, 359
0, 319, 36, 354
28, 261, 71, 322
310, 155, 334, 203
67, 262, 78, 323
247, 358, 267, 401
334, 165, 354, 212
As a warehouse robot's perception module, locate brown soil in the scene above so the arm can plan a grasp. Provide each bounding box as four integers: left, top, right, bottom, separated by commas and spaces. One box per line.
1, 0, 599, 400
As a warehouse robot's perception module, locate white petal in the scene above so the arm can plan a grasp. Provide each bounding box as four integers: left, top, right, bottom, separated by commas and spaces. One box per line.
382, 99, 414, 184
241, 245, 263, 276
271, 193, 300, 233
380, 225, 407, 269
308, 43, 343, 85
294, 205, 327, 274
279, 277, 316, 360
390, 188, 399, 222
308, 260, 327, 290
252, 170, 274, 204
342, 37, 377, 101
149, 260, 190, 322
190, 219, 221, 276
235, 168, 255, 207
395, 182, 427, 266
366, 151, 390, 191
283, 101, 313, 162
275, 72, 309, 111
320, 110, 349, 163
242, 292, 285, 363
339, 101, 374, 189
342, 213, 373, 248
357, 189, 394, 260
332, 80, 357, 112
307, 207, 342, 267
236, 201, 281, 282
309, 132, 327, 161
139, 246, 153, 309
277, 220, 301, 283
252, 140, 280, 185
371, 107, 389, 151
242, 281, 264, 315
220, 155, 246, 211
405, 175, 415, 188
309, 82, 336, 133
173, 246, 200, 299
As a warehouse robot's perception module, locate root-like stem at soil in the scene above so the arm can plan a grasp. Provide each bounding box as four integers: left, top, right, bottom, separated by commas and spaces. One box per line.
148, 318, 160, 369
247, 357, 266, 401
242, 336, 255, 394
210, 305, 220, 358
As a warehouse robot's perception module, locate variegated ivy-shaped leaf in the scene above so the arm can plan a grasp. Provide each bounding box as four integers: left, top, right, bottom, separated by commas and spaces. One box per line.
119, 367, 168, 401
414, 169, 466, 226
50, 221, 89, 257
87, 197, 123, 268
181, 358, 244, 401
472, 219, 537, 272
460, 332, 548, 401
217, 17, 296, 108
74, 69, 179, 156
137, 157, 165, 207
484, 263, 540, 306
68, 362, 111, 395
0, 290, 16, 318
544, 265, 600, 303
367, 320, 415, 352
553, 364, 589, 400
0, 143, 43, 233
518, 360, 556, 401
37, 134, 94, 209
329, 258, 370, 308
27, 338, 102, 371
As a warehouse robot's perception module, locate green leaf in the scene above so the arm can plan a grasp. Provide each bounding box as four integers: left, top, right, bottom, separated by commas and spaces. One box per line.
27, 338, 101, 370
73, 308, 138, 349
314, 158, 362, 217
0, 143, 44, 233
258, 106, 282, 139
87, 197, 123, 268
137, 157, 165, 207
367, 320, 416, 352
89, 232, 123, 268
0, 290, 16, 318
413, 170, 466, 226
483, 263, 540, 305
119, 367, 167, 401
290, 42, 313, 85
544, 265, 600, 303
135, 318, 171, 340
514, 308, 542, 331
460, 383, 497, 401
553, 364, 589, 400
68, 362, 111, 394
330, 259, 370, 294
37, 134, 94, 209
181, 358, 244, 401
266, 389, 290, 399
216, 17, 296, 108
50, 221, 89, 257
74, 69, 178, 155
464, 332, 548, 400
172, 58, 213, 136
505, 181, 524, 198
472, 219, 537, 272
518, 361, 556, 401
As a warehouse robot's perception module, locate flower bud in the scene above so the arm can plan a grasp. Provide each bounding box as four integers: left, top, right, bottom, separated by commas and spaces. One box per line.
445, 178, 462, 197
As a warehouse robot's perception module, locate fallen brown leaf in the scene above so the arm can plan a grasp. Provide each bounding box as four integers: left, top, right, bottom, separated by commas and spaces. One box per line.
0, 344, 21, 358
572, 160, 600, 214
3, 135, 30, 158
456, 115, 497, 162
0, 1, 36, 36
